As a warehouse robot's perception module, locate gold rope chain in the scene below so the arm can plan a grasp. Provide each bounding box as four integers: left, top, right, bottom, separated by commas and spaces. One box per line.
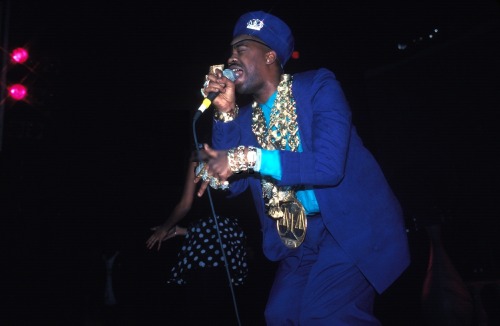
251, 74, 306, 248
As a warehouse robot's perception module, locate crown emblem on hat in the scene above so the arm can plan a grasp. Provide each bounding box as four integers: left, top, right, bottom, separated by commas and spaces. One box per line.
246, 18, 264, 31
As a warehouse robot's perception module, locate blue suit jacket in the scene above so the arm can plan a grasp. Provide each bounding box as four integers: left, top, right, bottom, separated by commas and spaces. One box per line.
212, 68, 410, 293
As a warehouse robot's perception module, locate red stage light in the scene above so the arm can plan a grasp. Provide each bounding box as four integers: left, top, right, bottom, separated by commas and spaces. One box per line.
8, 84, 28, 100
292, 51, 300, 59
11, 47, 29, 64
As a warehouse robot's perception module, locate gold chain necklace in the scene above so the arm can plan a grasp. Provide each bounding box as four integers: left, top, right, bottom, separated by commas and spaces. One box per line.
251, 74, 306, 248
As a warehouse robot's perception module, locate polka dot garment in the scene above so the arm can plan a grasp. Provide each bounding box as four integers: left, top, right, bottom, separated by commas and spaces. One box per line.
168, 216, 249, 286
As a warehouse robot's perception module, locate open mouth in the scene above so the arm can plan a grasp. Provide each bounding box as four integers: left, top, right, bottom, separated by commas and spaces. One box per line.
230, 66, 243, 79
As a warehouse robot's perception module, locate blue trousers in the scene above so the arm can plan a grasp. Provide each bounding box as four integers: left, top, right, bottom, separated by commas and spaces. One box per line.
264, 216, 381, 325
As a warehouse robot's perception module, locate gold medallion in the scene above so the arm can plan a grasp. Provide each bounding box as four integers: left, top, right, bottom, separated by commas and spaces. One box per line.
276, 199, 307, 248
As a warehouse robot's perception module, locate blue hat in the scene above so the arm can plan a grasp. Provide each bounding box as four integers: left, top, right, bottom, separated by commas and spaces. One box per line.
232, 11, 294, 66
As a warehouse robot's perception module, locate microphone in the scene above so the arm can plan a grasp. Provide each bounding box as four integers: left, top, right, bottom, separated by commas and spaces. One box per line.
194, 69, 236, 121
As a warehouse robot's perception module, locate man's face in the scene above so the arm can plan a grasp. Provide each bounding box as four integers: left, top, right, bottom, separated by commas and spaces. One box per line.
227, 35, 272, 95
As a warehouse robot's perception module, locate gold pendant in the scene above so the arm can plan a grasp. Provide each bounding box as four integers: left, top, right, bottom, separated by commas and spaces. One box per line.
276, 199, 307, 248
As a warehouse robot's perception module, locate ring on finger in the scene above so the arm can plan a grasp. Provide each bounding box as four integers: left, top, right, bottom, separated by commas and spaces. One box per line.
195, 163, 207, 178
209, 176, 219, 189
219, 181, 229, 190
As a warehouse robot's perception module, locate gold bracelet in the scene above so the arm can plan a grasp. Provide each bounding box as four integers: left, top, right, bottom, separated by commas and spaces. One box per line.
227, 147, 240, 173
214, 105, 239, 123
235, 145, 247, 172
247, 146, 257, 173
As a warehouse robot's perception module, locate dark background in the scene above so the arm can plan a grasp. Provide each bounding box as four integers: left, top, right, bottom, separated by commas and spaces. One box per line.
1, 0, 500, 325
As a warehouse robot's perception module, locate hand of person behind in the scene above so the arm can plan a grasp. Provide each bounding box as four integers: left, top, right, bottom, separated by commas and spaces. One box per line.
146, 225, 187, 251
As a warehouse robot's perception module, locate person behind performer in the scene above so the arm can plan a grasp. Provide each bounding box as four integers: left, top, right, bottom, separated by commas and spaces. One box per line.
196, 10, 411, 325
146, 150, 249, 324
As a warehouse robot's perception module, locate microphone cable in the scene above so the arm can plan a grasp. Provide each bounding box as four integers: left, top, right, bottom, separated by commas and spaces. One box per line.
192, 116, 242, 326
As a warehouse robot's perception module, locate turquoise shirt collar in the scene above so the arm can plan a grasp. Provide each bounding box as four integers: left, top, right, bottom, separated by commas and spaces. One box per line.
259, 91, 278, 124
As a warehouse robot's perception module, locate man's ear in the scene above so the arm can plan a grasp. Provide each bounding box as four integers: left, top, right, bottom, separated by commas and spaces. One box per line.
265, 51, 277, 65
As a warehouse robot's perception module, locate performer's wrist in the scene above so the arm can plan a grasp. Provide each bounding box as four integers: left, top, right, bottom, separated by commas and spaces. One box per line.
214, 105, 239, 123
227, 145, 257, 174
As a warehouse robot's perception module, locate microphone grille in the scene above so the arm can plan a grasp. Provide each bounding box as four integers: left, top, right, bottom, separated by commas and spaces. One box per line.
222, 69, 236, 82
